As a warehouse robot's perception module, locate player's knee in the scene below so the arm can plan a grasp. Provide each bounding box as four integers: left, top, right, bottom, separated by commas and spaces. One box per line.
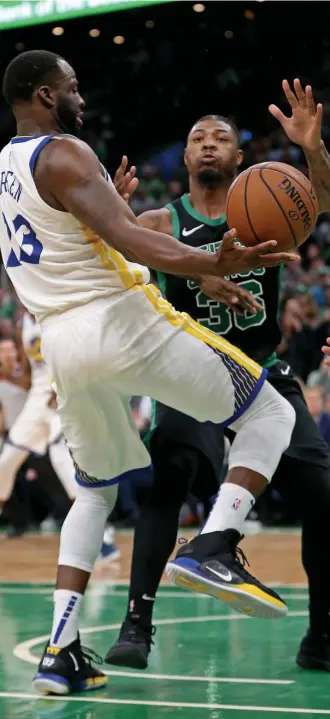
262, 386, 296, 452
274, 393, 296, 435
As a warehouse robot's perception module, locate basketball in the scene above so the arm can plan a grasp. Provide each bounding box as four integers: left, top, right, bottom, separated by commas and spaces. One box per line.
226, 162, 319, 251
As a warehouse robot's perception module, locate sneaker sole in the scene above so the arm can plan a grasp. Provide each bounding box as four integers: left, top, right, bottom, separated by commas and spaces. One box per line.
33, 673, 108, 695
33, 674, 70, 696
166, 561, 287, 619
105, 643, 148, 670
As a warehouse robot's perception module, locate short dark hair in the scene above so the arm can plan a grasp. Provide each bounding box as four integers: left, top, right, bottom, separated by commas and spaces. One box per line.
2, 49, 64, 106
190, 114, 241, 146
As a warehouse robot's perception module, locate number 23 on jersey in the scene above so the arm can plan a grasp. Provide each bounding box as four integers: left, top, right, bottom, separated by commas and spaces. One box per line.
2, 212, 43, 268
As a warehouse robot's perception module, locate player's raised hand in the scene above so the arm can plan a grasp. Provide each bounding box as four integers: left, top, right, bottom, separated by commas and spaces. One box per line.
321, 338, 330, 367
199, 275, 263, 316
269, 79, 323, 151
113, 155, 139, 203
216, 229, 298, 276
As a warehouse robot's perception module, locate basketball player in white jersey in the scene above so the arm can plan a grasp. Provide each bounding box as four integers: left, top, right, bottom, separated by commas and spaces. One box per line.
0, 50, 296, 695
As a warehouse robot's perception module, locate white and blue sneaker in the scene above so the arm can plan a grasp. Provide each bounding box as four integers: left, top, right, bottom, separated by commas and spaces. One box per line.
97, 526, 120, 564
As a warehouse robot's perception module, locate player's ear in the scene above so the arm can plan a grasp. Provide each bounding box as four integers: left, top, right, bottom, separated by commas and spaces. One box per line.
183, 147, 188, 169
37, 86, 55, 109
236, 149, 243, 168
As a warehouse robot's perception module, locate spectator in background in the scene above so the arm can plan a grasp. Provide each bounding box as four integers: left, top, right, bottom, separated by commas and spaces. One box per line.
0, 318, 14, 340
304, 386, 330, 449
277, 292, 328, 382
308, 358, 330, 394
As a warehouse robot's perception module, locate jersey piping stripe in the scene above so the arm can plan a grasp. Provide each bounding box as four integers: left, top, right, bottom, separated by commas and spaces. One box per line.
29, 136, 54, 175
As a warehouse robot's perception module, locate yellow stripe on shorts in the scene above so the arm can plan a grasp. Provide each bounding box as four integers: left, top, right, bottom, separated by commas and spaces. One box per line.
138, 283, 266, 420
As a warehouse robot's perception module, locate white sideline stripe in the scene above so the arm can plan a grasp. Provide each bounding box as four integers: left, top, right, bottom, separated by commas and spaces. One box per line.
0, 692, 329, 713
106, 669, 294, 685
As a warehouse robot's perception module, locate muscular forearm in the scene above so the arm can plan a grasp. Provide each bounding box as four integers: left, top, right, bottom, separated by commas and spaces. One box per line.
305, 141, 330, 213
111, 221, 220, 277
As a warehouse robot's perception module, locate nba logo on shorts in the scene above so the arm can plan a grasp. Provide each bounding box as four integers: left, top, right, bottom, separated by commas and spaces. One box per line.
129, 599, 135, 613
232, 498, 242, 511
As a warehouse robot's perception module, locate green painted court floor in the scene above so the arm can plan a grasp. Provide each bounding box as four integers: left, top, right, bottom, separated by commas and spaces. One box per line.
0, 582, 329, 718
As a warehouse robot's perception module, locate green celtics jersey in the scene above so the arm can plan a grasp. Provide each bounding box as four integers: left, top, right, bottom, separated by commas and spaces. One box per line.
156, 194, 282, 367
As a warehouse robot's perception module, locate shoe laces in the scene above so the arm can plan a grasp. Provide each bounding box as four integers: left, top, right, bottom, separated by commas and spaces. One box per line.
234, 546, 250, 569
122, 623, 156, 647
81, 645, 103, 666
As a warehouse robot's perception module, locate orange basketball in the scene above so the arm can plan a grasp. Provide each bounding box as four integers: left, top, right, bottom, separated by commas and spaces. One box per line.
226, 162, 318, 251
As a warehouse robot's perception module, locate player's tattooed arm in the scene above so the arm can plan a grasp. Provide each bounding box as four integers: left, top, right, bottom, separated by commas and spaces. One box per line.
304, 143, 330, 213
269, 79, 330, 212
37, 138, 297, 277
138, 208, 173, 236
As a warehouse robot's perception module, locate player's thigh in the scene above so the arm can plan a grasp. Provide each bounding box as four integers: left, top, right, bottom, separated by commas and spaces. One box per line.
117, 329, 238, 424
54, 381, 150, 482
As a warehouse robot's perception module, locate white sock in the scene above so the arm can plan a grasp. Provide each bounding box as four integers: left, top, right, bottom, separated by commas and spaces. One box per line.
201, 483, 255, 535
50, 589, 83, 649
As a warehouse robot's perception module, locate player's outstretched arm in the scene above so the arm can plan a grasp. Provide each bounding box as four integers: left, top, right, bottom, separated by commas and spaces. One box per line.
269, 79, 330, 213
40, 138, 297, 277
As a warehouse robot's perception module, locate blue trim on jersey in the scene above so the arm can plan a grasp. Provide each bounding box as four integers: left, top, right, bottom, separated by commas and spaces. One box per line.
29, 136, 54, 175
74, 464, 152, 488
205, 367, 268, 428
11, 135, 43, 144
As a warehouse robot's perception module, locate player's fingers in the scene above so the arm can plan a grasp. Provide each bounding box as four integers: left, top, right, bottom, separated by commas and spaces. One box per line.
293, 78, 306, 108
322, 338, 330, 353
113, 155, 128, 182
260, 251, 299, 267
252, 240, 278, 255
236, 291, 260, 314
316, 103, 323, 130
220, 229, 237, 251
282, 79, 299, 108
126, 177, 139, 198
230, 303, 245, 316
305, 85, 316, 115
268, 104, 287, 126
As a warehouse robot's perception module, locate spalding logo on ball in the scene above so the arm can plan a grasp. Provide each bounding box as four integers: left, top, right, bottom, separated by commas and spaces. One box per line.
226, 162, 318, 252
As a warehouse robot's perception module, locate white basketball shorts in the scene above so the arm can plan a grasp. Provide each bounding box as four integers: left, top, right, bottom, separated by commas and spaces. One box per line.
40, 285, 267, 486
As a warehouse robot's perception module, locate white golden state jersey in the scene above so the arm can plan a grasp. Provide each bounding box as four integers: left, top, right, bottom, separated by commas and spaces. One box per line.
0, 135, 150, 323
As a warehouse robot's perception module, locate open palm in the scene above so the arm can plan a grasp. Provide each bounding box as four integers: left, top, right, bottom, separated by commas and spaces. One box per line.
269, 79, 323, 151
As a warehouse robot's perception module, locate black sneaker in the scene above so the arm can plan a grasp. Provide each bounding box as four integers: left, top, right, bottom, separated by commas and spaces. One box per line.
105, 619, 155, 669
33, 635, 107, 695
297, 630, 330, 671
166, 529, 287, 619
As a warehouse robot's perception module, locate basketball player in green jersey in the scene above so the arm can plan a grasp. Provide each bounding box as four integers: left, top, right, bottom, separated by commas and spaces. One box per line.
107, 80, 330, 673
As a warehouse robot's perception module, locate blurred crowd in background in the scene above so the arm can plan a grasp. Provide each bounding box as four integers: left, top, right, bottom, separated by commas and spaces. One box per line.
1, 0, 330, 535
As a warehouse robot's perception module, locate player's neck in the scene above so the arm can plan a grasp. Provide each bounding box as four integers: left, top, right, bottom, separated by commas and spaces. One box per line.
188, 178, 230, 219
15, 116, 61, 138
